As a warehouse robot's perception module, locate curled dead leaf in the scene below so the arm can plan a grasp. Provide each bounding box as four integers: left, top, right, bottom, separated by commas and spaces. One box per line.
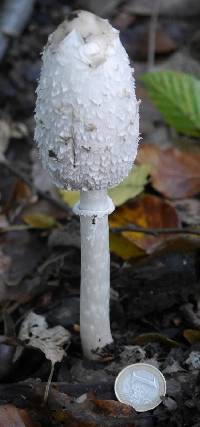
0, 405, 40, 427
18, 312, 70, 365
183, 329, 200, 344
109, 233, 145, 260
138, 144, 200, 199
17, 312, 71, 402
110, 194, 179, 254
91, 398, 133, 417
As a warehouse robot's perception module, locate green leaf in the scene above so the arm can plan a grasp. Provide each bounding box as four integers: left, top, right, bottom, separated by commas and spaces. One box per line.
141, 71, 200, 137
133, 332, 179, 348
59, 164, 150, 208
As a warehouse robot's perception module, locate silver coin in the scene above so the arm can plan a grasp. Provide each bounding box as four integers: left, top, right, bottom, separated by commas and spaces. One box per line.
114, 363, 166, 412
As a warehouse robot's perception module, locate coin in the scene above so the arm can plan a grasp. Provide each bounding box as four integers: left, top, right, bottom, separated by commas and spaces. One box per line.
114, 363, 166, 412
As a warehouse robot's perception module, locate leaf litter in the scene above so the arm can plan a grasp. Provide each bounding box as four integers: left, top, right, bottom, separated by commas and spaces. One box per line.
18, 312, 70, 365
17, 312, 70, 402
138, 143, 200, 198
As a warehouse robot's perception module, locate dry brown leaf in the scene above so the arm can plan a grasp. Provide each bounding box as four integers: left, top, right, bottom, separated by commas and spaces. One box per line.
53, 394, 135, 427
110, 194, 179, 253
133, 332, 179, 348
138, 144, 200, 199
0, 405, 40, 427
4, 179, 34, 213
91, 398, 134, 417
109, 233, 145, 260
183, 329, 200, 344
11, 180, 32, 203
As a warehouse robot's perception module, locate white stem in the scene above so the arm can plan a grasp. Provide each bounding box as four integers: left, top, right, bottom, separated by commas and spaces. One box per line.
79, 190, 113, 359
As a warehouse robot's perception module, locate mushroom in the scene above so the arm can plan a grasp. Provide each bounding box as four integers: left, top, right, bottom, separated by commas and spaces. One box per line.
35, 10, 139, 359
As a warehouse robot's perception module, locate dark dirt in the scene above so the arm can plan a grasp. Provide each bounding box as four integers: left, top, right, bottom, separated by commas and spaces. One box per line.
0, 1, 200, 426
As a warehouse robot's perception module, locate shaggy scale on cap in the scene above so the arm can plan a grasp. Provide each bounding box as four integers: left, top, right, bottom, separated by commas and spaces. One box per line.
35, 10, 139, 191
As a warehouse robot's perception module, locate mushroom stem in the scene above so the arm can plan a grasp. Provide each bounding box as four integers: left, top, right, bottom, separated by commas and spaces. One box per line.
75, 190, 114, 359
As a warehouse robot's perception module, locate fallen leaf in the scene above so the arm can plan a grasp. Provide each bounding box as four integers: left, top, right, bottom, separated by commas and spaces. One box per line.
60, 165, 151, 208
108, 164, 151, 206
110, 194, 179, 253
17, 313, 71, 402
138, 144, 200, 199
91, 398, 133, 417
10, 180, 32, 203
22, 212, 57, 229
18, 312, 70, 364
21, 198, 67, 222
109, 233, 145, 260
53, 394, 135, 427
133, 333, 179, 348
172, 199, 200, 225
112, 11, 136, 31
0, 404, 40, 427
4, 180, 33, 214
183, 329, 200, 344
59, 189, 79, 208
1, 230, 46, 286
126, 24, 178, 60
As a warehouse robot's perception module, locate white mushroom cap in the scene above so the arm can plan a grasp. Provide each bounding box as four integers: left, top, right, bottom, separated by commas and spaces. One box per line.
35, 10, 139, 191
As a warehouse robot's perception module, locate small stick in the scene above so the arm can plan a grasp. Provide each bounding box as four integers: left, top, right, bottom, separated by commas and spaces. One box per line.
43, 363, 55, 404
0, 224, 33, 233
147, 0, 160, 70
111, 224, 200, 237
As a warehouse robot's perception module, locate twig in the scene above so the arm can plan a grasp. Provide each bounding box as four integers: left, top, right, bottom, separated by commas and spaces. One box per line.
44, 362, 55, 404
111, 224, 200, 237
38, 251, 70, 274
0, 224, 33, 233
147, 0, 160, 70
1, 159, 72, 217
0, 380, 115, 404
